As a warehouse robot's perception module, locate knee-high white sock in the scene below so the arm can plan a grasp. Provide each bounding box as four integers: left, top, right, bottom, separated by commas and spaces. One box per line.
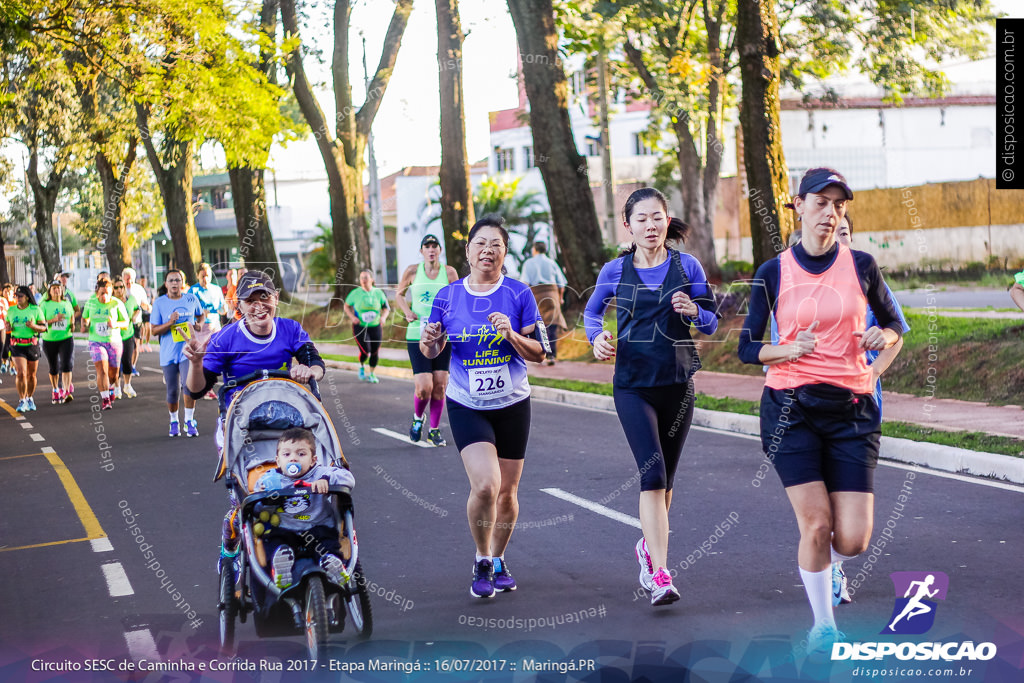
831, 547, 857, 566
799, 567, 836, 628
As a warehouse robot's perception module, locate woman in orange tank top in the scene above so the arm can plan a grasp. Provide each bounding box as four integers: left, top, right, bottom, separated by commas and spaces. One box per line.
738, 168, 904, 653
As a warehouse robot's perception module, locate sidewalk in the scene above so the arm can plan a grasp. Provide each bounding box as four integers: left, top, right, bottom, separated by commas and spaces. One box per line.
318, 342, 1024, 440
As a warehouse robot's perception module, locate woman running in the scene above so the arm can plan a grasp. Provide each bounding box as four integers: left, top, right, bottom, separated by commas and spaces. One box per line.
5, 285, 46, 411
738, 168, 903, 652
396, 233, 459, 446
420, 215, 548, 598
82, 277, 130, 410
344, 269, 390, 383
40, 280, 76, 404
584, 188, 719, 606
113, 280, 141, 398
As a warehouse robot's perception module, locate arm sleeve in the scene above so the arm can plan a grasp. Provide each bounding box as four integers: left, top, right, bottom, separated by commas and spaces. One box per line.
294, 341, 325, 369
584, 260, 622, 344
682, 256, 718, 335
188, 369, 221, 400
855, 252, 902, 334
738, 259, 780, 364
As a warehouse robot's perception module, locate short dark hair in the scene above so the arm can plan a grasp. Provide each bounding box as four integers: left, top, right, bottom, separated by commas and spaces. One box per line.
278, 426, 316, 452
532, 241, 547, 254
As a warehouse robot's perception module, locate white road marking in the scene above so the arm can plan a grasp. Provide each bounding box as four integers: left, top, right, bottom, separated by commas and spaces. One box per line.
42, 446, 54, 453
29, 433, 45, 442
881, 460, 1024, 493
91, 537, 114, 552
373, 427, 435, 449
20, 422, 32, 429
101, 561, 135, 597
124, 628, 160, 662
540, 487, 642, 529
691, 425, 761, 441
144, 367, 162, 373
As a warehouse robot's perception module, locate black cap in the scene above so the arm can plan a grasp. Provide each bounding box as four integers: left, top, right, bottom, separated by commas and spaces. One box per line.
797, 169, 853, 200
236, 270, 277, 298
420, 233, 441, 247
15, 285, 33, 299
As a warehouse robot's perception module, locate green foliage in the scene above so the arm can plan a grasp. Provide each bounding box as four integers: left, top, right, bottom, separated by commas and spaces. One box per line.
304, 222, 336, 284
62, 163, 164, 250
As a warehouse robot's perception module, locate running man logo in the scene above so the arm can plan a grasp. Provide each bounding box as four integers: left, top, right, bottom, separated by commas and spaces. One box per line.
882, 571, 949, 635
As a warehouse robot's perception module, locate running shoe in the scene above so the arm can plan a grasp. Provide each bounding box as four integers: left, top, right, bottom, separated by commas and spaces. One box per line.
169, 421, 180, 437
636, 538, 655, 592
26, 397, 36, 411
470, 559, 495, 598
426, 428, 447, 447
367, 373, 379, 384
832, 562, 851, 606
185, 419, 199, 437
493, 557, 517, 592
65, 384, 74, 402
15, 398, 26, 412
131, 367, 140, 377
320, 554, 350, 586
358, 367, 366, 381
807, 623, 845, 654
52, 388, 60, 404
650, 568, 680, 606
101, 396, 112, 411
272, 546, 295, 589
114, 385, 122, 400
409, 416, 424, 442
123, 384, 137, 398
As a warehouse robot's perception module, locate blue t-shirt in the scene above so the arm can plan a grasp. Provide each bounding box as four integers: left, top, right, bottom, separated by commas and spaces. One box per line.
429, 276, 543, 410
202, 317, 313, 406
189, 282, 226, 327
151, 293, 205, 366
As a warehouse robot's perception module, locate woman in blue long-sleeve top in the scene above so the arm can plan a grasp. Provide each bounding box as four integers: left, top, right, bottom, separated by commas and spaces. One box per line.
584, 187, 718, 607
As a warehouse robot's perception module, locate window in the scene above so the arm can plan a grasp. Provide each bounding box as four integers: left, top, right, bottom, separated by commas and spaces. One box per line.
584, 138, 600, 157
495, 147, 515, 172
570, 70, 585, 100
524, 146, 535, 169
633, 132, 655, 156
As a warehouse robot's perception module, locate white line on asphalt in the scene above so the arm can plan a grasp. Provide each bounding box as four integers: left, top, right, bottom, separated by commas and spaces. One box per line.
20, 422, 32, 429
881, 460, 1024, 493
29, 433, 44, 442
124, 628, 160, 662
373, 427, 435, 449
91, 537, 114, 552
101, 562, 135, 597
691, 425, 761, 441
540, 487, 642, 529
144, 367, 162, 373
42, 446, 54, 453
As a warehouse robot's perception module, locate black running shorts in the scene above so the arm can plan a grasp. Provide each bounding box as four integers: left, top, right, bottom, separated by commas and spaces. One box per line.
447, 397, 531, 460
407, 340, 451, 375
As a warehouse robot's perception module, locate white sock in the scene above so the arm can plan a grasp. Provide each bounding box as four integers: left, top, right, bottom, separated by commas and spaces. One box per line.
799, 566, 836, 628
475, 553, 492, 564
184, 407, 195, 422
831, 547, 856, 566
169, 411, 179, 423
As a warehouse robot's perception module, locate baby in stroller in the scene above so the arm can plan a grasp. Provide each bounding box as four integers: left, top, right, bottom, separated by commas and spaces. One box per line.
255, 426, 355, 589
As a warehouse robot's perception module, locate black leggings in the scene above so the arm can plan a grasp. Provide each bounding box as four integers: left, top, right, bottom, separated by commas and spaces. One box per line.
119, 336, 136, 375
42, 338, 75, 375
353, 323, 382, 368
613, 381, 695, 492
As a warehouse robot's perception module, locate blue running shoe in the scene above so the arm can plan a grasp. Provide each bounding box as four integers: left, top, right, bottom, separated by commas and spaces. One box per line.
832, 562, 851, 606
358, 367, 366, 381
493, 557, 516, 592
185, 419, 199, 437
169, 421, 181, 437
26, 397, 36, 411
426, 428, 447, 447
409, 416, 424, 442
807, 623, 845, 654
470, 559, 494, 598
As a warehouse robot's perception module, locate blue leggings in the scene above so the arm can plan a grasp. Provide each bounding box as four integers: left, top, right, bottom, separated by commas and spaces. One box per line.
613, 381, 695, 492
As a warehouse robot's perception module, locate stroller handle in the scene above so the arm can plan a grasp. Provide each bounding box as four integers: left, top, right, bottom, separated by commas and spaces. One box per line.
219, 369, 322, 408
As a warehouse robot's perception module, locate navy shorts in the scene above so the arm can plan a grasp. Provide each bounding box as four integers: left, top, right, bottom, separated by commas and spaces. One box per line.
407, 341, 451, 375
447, 397, 531, 460
759, 386, 881, 493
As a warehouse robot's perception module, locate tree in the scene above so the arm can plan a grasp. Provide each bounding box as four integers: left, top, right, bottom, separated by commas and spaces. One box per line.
435, 0, 475, 276
280, 0, 414, 295
473, 177, 549, 271
736, 0, 792, 268
506, 0, 605, 301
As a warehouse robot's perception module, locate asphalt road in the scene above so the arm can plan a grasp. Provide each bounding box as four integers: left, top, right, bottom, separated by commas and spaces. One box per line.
1, 344, 1022, 683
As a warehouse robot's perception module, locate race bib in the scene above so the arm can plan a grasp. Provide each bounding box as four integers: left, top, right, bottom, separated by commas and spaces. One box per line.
360, 310, 379, 324
94, 321, 110, 336
171, 322, 192, 342
51, 319, 67, 331
468, 365, 513, 400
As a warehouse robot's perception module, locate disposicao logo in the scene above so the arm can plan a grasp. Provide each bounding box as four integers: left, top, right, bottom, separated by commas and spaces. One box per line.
832, 571, 997, 662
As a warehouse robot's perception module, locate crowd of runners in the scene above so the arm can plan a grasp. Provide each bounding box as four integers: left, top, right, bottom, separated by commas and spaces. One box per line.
5, 167, 985, 655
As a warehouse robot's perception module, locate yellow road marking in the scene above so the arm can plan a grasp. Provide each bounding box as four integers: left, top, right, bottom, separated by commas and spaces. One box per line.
42, 448, 106, 541
0, 400, 19, 418
0, 452, 45, 462
0, 537, 92, 553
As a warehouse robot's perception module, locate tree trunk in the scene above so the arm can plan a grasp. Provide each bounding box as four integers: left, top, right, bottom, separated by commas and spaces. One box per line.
229, 166, 286, 296
0, 227, 9, 284
26, 145, 62, 279
506, 0, 605, 303
435, 0, 473, 275
137, 105, 202, 283
96, 140, 137, 276
737, 0, 793, 269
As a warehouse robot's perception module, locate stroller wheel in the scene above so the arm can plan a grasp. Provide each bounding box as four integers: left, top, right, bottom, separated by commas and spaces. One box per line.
346, 560, 374, 640
305, 577, 330, 664
218, 562, 237, 655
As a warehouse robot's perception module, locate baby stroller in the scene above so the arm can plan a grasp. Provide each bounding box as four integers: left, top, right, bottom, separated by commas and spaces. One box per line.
214, 370, 372, 662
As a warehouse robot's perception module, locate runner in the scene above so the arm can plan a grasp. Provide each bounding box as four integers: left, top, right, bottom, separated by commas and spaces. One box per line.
113, 280, 141, 398
1, 283, 15, 375
738, 168, 903, 652
81, 277, 130, 411
0, 284, 8, 381
344, 269, 390, 384
150, 269, 206, 436
138, 274, 154, 348
395, 234, 459, 446
40, 280, 76, 404
122, 268, 150, 374
189, 263, 228, 399
420, 215, 548, 598
5, 285, 46, 411
584, 188, 719, 607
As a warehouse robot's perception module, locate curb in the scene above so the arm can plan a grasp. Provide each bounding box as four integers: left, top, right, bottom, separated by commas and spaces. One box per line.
324, 361, 1024, 487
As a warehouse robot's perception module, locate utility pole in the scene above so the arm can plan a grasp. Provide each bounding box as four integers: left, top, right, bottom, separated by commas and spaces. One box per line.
596, 50, 616, 245
362, 34, 387, 284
